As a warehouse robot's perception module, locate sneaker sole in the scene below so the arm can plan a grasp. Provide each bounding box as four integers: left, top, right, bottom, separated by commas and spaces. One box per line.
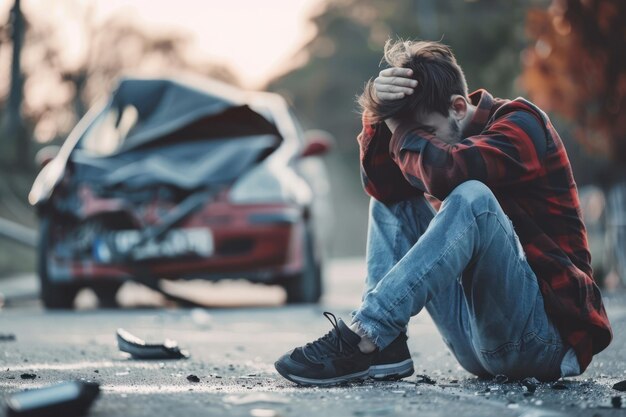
275, 359, 414, 387
275, 362, 369, 387
368, 358, 415, 380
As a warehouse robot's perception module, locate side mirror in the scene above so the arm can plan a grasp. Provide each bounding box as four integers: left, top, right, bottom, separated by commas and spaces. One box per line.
34, 145, 61, 169
301, 130, 334, 158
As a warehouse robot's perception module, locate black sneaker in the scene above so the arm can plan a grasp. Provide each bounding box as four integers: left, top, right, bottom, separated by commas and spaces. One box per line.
274, 312, 377, 386
369, 333, 414, 380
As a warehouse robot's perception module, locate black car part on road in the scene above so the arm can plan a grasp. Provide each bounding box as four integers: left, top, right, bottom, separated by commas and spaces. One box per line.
6, 381, 100, 417
116, 328, 190, 360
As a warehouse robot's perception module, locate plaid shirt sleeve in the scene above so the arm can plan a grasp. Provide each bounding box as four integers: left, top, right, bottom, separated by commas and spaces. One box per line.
388, 108, 548, 200
357, 111, 421, 203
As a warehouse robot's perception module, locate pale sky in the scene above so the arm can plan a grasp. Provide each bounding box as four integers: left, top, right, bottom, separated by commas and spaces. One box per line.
2, 0, 324, 90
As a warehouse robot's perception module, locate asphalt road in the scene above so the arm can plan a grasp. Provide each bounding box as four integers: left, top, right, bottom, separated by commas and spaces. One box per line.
1, 258, 626, 417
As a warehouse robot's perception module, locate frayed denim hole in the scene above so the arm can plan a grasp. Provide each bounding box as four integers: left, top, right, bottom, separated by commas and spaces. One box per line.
506, 218, 526, 262
352, 319, 383, 349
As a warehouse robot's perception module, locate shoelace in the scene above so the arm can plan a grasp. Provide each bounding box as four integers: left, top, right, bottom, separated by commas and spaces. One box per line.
302, 312, 353, 362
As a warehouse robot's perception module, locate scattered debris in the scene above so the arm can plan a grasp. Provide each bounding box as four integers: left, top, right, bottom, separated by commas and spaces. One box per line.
612, 396, 622, 409
613, 380, 626, 392
415, 374, 436, 385
187, 374, 200, 383
6, 380, 100, 417
551, 381, 568, 390
19, 374, 36, 380
0, 333, 16, 342
520, 377, 539, 394
116, 328, 189, 360
494, 374, 509, 384
437, 383, 459, 388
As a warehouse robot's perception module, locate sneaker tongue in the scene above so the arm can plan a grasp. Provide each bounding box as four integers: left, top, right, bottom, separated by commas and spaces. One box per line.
337, 319, 361, 347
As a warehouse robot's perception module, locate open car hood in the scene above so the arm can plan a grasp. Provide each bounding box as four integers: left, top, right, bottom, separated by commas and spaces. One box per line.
30, 76, 281, 206
70, 134, 279, 192
102, 77, 279, 153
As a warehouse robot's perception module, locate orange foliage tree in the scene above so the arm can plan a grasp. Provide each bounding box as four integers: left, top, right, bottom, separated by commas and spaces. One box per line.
521, 0, 626, 163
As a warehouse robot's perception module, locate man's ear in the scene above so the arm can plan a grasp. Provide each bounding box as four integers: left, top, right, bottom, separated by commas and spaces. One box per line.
450, 95, 468, 121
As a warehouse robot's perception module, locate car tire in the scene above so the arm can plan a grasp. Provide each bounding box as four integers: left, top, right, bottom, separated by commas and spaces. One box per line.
93, 281, 123, 308
283, 222, 323, 304
38, 215, 80, 309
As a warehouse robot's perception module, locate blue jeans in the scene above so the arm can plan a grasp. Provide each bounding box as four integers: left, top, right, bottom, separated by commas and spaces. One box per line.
352, 181, 580, 381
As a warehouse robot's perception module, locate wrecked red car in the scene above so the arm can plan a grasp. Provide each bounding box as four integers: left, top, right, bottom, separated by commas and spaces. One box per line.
29, 76, 333, 308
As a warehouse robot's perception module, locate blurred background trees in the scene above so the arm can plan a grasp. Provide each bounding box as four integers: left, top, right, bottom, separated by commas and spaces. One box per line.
522, 0, 626, 164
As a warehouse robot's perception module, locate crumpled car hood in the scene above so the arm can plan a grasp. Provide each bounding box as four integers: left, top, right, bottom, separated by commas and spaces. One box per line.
30, 76, 282, 207
70, 135, 279, 192
108, 77, 278, 152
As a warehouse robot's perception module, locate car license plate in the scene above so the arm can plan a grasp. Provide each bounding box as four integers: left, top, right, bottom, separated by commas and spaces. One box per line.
94, 228, 214, 262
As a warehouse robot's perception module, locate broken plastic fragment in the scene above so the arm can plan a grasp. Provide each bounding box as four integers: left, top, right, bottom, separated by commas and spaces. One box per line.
19, 374, 36, 380
415, 374, 436, 385
187, 375, 200, 383
614, 380, 626, 392
494, 374, 508, 384
520, 377, 539, 394
6, 381, 100, 417
550, 381, 568, 390
116, 328, 189, 360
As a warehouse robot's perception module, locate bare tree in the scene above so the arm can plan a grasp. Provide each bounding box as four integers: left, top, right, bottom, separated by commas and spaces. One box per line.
1, 0, 26, 168
2, 2, 240, 161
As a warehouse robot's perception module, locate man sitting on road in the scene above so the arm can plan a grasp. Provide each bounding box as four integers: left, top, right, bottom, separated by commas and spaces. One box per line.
275, 39, 612, 386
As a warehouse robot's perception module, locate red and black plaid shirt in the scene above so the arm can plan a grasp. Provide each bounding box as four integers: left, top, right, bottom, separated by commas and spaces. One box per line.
357, 89, 612, 372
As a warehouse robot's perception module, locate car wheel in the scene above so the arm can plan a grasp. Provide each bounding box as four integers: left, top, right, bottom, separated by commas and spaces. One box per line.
283, 222, 323, 304
38, 215, 80, 309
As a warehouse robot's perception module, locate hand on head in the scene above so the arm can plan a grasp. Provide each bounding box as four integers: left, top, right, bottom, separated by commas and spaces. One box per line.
373, 67, 418, 102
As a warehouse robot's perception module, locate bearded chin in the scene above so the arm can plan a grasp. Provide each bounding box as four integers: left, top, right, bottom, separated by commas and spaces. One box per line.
449, 119, 462, 142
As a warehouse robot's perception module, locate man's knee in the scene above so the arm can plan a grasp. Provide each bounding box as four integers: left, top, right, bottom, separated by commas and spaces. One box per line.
445, 180, 497, 212
370, 196, 430, 218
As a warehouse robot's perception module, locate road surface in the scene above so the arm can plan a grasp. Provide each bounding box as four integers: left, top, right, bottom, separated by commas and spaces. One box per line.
1, 258, 625, 416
